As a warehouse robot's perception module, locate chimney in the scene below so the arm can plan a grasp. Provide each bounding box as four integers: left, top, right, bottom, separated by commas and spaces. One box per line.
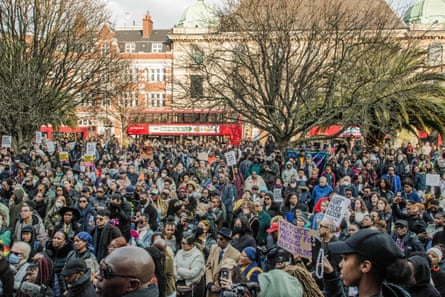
142, 12, 153, 38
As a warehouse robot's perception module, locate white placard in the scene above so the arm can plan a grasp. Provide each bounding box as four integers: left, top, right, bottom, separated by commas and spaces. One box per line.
273, 188, 283, 202
46, 141, 56, 154
1, 136, 12, 148
35, 132, 42, 144
86, 142, 96, 156
426, 174, 441, 187
224, 151, 237, 167
324, 194, 351, 227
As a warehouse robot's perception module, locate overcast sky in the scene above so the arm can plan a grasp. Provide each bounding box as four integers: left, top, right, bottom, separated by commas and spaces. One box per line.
106, 0, 419, 29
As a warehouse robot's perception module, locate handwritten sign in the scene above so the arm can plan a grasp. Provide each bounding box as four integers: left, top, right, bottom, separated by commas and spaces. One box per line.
273, 188, 282, 203
86, 142, 96, 156
224, 151, 237, 167
35, 132, 42, 144
324, 194, 351, 227
277, 220, 317, 259
59, 152, 69, 161
426, 174, 440, 187
1, 136, 11, 148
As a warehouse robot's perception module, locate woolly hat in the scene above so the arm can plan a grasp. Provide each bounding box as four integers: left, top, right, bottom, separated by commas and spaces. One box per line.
13, 189, 24, 200
243, 247, 257, 261
259, 269, 303, 297
428, 247, 443, 262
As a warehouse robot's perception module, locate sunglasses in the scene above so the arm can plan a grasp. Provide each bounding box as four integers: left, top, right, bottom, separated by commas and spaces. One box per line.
99, 260, 137, 279
79, 200, 88, 203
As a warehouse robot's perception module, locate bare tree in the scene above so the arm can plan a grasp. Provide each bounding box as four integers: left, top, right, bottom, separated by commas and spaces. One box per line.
172, 0, 445, 147
0, 0, 127, 148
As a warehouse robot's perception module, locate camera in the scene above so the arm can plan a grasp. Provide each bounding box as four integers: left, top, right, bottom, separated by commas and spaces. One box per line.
220, 269, 229, 280
222, 283, 259, 297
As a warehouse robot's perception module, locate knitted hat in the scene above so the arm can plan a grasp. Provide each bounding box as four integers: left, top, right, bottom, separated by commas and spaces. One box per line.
428, 247, 443, 262
243, 247, 257, 261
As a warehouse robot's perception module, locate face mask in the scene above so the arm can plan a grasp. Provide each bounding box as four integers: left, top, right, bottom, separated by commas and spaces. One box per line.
161, 173, 167, 178
140, 199, 147, 204
56, 173, 63, 176
9, 253, 20, 265
55, 201, 64, 208
232, 226, 242, 234
196, 227, 205, 236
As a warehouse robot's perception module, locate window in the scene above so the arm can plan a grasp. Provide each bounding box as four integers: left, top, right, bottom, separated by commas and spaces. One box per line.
190, 75, 203, 98
101, 98, 111, 107
120, 92, 138, 108
149, 68, 166, 82
78, 119, 93, 126
101, 44, 110, 56
144, 93, 166, 108
152, 43, 163, 53
428, 43, 443, 66
190, 45, 204, 65
124, 68, 138, 82
125, 43, 136, 53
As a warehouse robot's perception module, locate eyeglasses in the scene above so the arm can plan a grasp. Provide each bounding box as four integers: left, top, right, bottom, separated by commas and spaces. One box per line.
99, 260, 137, 279
11, 251, 23, 256
319, 224, 329, 229
264, 197, 271, 200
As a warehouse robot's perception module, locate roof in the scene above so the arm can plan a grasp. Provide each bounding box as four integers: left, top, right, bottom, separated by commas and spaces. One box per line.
115, 29, 171, 53
220, 0, 406, 31
404, 0, 445, 25
177, 0, 220, 28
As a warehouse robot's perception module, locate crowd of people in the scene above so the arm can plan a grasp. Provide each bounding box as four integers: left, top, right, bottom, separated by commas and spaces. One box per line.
0, 135, 445, 297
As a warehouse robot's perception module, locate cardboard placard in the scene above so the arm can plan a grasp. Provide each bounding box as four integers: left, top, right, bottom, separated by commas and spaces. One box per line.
197, 152, 208, 162
324, 194, 351, 227
277, 220, 317, 259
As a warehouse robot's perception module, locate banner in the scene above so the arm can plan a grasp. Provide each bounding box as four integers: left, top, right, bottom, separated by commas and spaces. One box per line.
277, 220, 318, 259
324, 194, 351, 227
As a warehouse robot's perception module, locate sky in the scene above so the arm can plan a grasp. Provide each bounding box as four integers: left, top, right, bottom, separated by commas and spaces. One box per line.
106, 0, 419, 29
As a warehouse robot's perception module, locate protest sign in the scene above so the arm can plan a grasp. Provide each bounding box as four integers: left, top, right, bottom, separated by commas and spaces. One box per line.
86, 142, 96, 156
324, 194, 351, 227
277, 220, 317, 259
426, 174, 440, 187
273, 188, 283, 203
35, 132, 42, 144
224, 151, 237, 167
197, 152, 208, 162
46, 141, 56, 154
1, 136, 11, 148
59, 152, 69, 162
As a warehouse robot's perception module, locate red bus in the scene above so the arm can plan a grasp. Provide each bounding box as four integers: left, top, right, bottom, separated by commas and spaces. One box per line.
127, 110, 243, 145
40, 125, 96, 141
